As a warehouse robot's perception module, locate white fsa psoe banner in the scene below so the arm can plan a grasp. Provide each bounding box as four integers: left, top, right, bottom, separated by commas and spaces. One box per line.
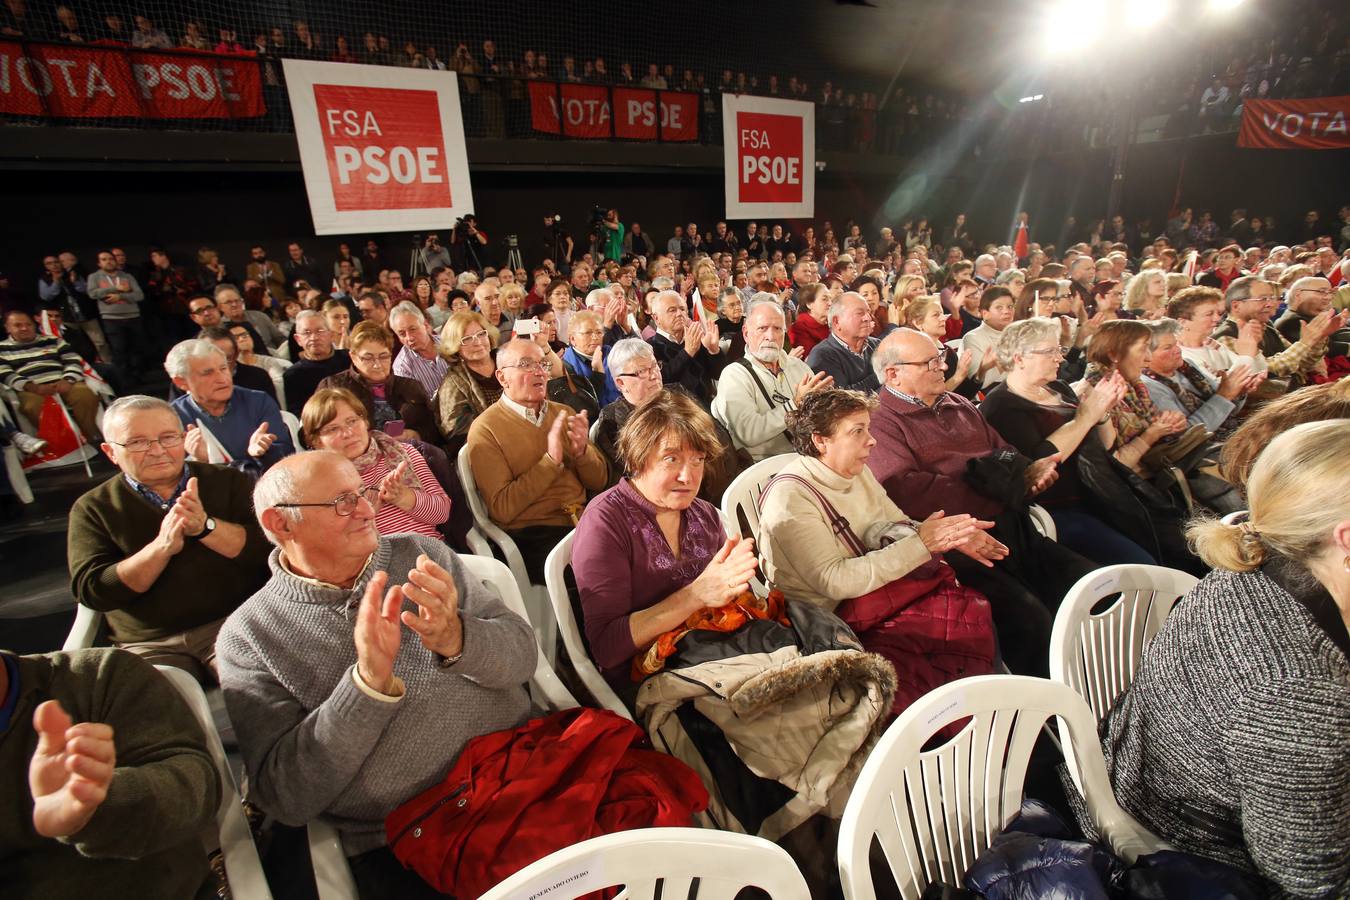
283, 60, 474, 235
721, 94, 815, 220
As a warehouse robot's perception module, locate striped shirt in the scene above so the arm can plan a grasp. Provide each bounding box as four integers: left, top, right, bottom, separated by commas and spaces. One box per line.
392, 348, 449, 401
358, 445, 450, 539
0, 335, 85, 390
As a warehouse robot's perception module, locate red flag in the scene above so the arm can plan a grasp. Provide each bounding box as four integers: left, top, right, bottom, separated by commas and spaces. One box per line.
1013, 224, 1029, 261
21, 397, 82, 468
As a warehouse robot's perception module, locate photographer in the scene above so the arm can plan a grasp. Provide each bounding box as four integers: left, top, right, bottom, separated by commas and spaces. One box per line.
600, 208, 625, 263
451, 215, 490, 272
420, 233, 453, 273
543, 215, 574, 269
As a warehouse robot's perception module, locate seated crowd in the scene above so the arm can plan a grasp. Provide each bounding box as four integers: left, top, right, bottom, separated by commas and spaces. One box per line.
5, 204, 1350, 899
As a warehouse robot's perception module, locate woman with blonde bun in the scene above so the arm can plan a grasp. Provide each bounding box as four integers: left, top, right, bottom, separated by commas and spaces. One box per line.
1100, 419, 1350, 896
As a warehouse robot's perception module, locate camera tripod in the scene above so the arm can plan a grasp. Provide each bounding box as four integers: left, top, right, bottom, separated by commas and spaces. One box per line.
505, 243, 523, 273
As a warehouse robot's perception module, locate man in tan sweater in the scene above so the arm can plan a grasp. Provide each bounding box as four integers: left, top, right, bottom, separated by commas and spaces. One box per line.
466, 339, 608, 581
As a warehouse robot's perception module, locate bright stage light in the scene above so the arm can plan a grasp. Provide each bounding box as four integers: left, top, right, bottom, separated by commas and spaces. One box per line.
1131, 0, 1172, 28
1044, 0, 1107, 52
1208, 0, 1243, 8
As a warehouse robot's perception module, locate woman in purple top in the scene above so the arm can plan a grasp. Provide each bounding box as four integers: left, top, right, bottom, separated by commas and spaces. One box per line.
572, 390, 759, 689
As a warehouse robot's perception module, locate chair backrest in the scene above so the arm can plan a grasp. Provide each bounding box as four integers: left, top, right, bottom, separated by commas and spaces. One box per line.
460, 552, 578, 712
155, 666, 273, 900
837, 675, 1166, 900
479, 827, 811, 900
1048, 564, 1196, 791
719, 452, 795, 545
455, 444, 533, 590
1026, 503, 1057, 541
1219, 509, 1249, 525
543, 530, 631, 718
62, 604, 102, 651
280, 409, 303, 451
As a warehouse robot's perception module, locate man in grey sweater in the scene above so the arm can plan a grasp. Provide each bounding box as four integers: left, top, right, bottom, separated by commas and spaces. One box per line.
85, 248, 150, 379
216, 450, 536, 898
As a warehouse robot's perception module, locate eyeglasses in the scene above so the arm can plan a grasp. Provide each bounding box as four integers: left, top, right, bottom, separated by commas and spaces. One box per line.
616, 362, 662, 380
273, 485, 381, 517
500, 360, 548, 374
461, 330, 490, 343
891, 355, 945, 372
1025, 346, 1065, 359
111, 433, 184, 453
354, 352, 394, 365
1301, 288, 1335, 296
189, 306, 216, 316
572, 329, 604, 338
317, 415, 367, 440
296, 328, 330, 338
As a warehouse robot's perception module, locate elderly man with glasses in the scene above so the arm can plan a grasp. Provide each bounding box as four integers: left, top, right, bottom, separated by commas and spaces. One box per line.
67, 395, 271, 681
214, 283, 287, 353
217, 450, 535, 898
712, 297, 831, 462
283, 309, 352, 414
466, 338, 608, 581
1274, 276, 1350, 360
864, 328, 1096, 677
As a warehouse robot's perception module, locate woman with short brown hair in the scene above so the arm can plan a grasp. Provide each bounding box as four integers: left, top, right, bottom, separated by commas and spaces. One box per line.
572, 390, 757, 689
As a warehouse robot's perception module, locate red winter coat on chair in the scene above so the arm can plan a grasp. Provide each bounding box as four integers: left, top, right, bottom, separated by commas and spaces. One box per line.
385, 707, 708, 898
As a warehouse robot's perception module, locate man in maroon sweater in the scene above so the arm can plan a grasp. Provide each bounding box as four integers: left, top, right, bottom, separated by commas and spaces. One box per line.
865, 329, 1096, 675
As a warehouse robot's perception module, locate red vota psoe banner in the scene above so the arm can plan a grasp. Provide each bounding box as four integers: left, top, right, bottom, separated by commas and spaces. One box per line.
721, 94, 815, 219
526, 80, 698, 141
284, 60, 474, 235
1237, 95, 1350, 150
0, 40, 263, 118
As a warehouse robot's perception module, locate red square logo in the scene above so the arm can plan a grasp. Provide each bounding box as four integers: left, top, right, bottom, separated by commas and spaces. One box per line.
313, 84, 453, 211
735, 111, 804, 204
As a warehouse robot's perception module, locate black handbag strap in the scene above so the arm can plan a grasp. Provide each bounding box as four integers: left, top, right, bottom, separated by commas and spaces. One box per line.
757, 472, 867, 557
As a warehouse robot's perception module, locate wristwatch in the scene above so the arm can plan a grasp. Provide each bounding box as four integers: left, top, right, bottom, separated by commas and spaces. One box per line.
188, 516, 217, 541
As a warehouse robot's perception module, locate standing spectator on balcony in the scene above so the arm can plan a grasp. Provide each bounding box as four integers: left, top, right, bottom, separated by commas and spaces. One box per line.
361, 239, 391, 280
641, 64, 667, 89
707, 221, 736, 255
680, 222, 700, 260
283, 243, 324, 293
86, 250, 149, 380
947, 213, 973, 256
144, 248, 198, 344
666, 225, 685, 257
53, 5, 84, 42
246, 246, 286, 303
180, 20, 208, 50
1192, 210, 1221, 249
1227, 209, 1252, 247
39, 253, 104, 356
216, 285, 285, 354
601, 210, 626, 264
624, 222, 653, 260
290, 20, 321, 60
130, 15, 170, 49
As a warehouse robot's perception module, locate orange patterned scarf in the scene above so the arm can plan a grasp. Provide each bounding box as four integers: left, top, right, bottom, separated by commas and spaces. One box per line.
632, 590, 790, 681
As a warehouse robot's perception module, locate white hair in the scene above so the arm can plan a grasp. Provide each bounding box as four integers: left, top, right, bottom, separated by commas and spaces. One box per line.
163, 338, 226, 380
828, 291, 864, 332
975, 254, 996, 268
1146, 317, 1183, 351
295, 309, 325, 328
102, 395, 179, 442
584, 288, 611, 310
253, 455, 306, 543
746, 297, 785, 322
995, 317, 1060, 371
388, 301, 426, 325
606, 337, 654, 377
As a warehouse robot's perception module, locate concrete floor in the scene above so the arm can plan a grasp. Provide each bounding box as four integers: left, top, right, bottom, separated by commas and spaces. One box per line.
1, 455, 116, 654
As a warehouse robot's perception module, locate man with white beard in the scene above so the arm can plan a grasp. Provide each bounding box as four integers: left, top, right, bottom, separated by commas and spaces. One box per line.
712, 297, 833, 461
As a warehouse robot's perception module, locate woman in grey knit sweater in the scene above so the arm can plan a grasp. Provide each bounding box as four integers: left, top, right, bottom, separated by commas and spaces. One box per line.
1102, 419, 1350, 898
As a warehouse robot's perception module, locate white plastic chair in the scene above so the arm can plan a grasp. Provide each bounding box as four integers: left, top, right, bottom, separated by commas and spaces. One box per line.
280, 409, 303, 451
837, 675, 1167, 900
455, 444, 557, 664
1027, 503, 1057, 541
718, 452, 794, 545
543, 530, 631, 718
460, 552, 579, 711
306, 553, 579, 900
480, 827, 811, 900
62, 604, 103, 651
1048, 564, 1197, 789
155, 666, 273, 900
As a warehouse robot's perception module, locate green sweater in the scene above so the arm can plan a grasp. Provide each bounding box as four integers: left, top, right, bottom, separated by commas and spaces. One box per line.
67, 461, 272, 644
0, 648, 218, 899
